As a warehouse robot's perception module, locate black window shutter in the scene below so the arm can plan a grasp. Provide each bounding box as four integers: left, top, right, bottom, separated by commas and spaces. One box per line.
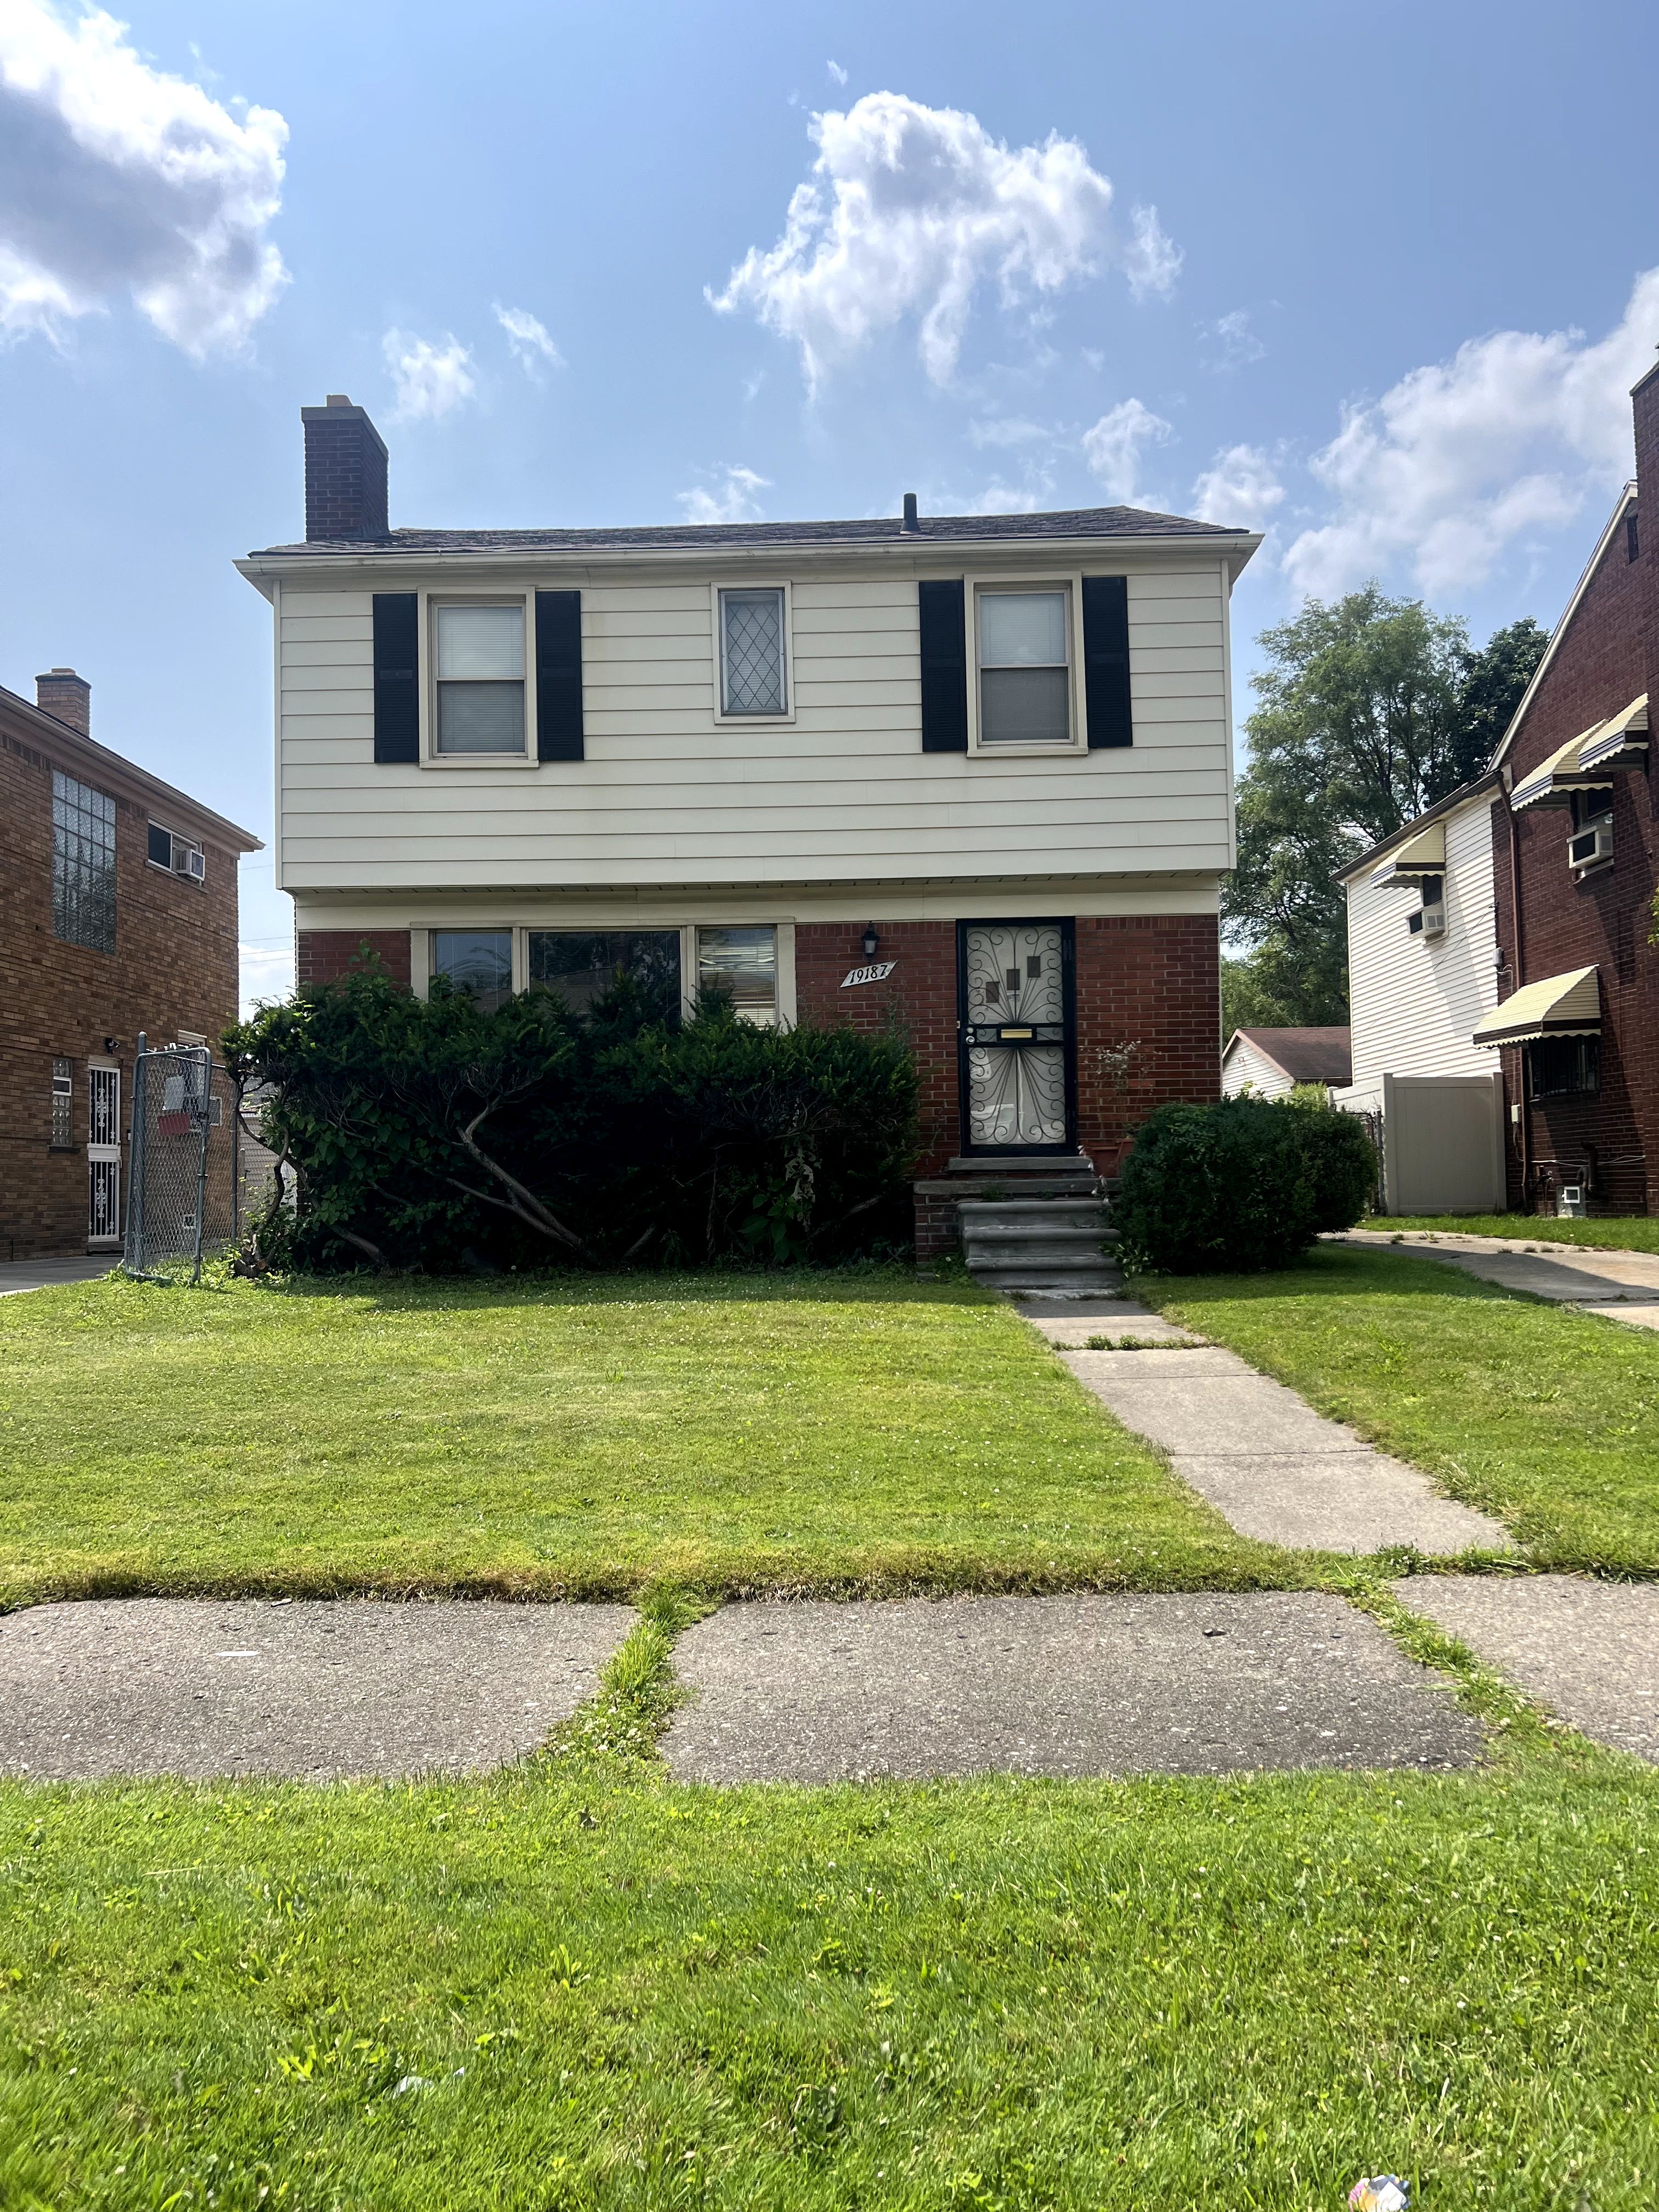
1081, 574, 1133, 749
371, 593, 420, 763
535, 590, 584, 761
918, 579, 968, 752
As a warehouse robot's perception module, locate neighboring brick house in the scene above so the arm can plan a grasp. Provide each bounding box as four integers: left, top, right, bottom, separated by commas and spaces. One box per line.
1476, 360, 1658, 1215
1338, 363, 1658, 1217
239, 396, 1260, 1252
0, 670, 261, 1260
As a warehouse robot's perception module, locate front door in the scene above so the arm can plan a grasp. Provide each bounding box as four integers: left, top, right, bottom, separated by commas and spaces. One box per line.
958, 920, 1075, 1154
87, 1064, 121, 1248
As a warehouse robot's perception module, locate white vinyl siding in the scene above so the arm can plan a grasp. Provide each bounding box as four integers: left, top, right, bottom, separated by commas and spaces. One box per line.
1221, 1037, 1296, 1098
1340, 794, 1503, 1104
273, 561, 1233, 892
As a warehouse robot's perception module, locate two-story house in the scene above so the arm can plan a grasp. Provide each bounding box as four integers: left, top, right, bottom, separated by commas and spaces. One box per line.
238, 397, 1259, 1250
1334, 360, 1658, 1217
0, 669, 261, 1260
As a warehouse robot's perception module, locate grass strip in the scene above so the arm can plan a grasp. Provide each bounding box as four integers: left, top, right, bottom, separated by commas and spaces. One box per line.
1366, 1215, 1659, 1255
1137, 1244, 1659, 1574
0, 1269, 1300, 1607
2, 1743, 1657, 2209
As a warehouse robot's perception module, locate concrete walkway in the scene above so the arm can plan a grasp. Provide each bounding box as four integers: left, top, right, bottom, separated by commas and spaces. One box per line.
1022, 1297, 1509, 1555
1395, 1574, 1659, 1762
0, 1598, 633, 1781
0, 1255, 114, 1297
664, 1592, 1483, 1783
1338, 1229, 1659, 1330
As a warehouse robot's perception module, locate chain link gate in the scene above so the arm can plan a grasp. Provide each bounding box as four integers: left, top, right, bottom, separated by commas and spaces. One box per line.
123, 1036, 240, 1280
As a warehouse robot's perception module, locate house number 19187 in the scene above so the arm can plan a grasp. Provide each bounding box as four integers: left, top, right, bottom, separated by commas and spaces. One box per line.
840, 960, 897, 989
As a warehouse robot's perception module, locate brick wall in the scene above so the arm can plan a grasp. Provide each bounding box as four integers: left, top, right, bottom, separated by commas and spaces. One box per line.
794, 910, 1221, 1178
0, 716, 241, 1260
296, 928, 413, 989
1489, 400, 1659, 1215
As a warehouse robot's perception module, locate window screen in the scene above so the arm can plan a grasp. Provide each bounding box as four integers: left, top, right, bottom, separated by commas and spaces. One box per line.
697, 926, 778, 1024
52, 773, 116, 952
527, 930, 682, 1023
431, 930, 514, 1010
720, 590, 786, 715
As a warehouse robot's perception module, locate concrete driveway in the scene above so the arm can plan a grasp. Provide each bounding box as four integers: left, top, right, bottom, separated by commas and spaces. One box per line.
0, 1255, 115, 1297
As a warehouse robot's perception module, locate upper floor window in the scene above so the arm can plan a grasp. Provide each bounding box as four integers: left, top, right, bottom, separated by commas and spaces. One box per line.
432, 929, 514, 1011
434, 603, 526, 754
147, 821, 205, 882
52, 771, 115, 953
719, 589, 786, 716
977, 589, 1070, 744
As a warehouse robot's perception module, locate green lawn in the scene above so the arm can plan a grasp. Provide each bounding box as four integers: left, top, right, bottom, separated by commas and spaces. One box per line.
1142, 1245, 1659, 1572
3, 1738, 1657, 2211
0, 1271, 1285, 1610
1363, 1215, 1659, 1255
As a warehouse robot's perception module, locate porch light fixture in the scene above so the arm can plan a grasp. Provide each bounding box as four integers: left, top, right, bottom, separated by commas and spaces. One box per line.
862, 924, 879, 961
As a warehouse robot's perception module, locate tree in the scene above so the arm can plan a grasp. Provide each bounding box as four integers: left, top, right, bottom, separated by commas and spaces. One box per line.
1223, 589, 1547, 1025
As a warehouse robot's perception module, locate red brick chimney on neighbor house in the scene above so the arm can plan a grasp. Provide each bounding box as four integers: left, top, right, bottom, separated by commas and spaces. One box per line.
302, 393, 388, 542
36, 666, 90, 735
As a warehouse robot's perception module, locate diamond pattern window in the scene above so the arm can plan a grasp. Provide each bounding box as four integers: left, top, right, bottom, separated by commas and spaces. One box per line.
719, 589, 786, 716
977, 589, 1071, 744
52, 772, 116, 952
435, 603, 526, 754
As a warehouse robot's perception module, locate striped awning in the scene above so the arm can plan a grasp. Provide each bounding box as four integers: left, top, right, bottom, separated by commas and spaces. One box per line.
1511, 696, 1647, 808
1369, 821, 1446, 885
1472, 966, 1600, 1048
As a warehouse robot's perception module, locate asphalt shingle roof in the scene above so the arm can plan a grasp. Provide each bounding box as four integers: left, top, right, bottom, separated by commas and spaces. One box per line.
1229, 1027, 1353, 1086
250, 504, 1250, 560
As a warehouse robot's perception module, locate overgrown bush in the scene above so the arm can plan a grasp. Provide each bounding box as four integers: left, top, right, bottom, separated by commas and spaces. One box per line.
1113, 1094, 1377, 1273
223, 963, 919, 1273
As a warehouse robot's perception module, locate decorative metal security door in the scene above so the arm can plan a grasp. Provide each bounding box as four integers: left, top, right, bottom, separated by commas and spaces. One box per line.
958, 921, 1075, 1154
87, 1064, 121, 1248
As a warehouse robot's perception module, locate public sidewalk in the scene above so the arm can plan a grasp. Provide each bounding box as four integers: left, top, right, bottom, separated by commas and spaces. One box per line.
0, 1255, 114, 1298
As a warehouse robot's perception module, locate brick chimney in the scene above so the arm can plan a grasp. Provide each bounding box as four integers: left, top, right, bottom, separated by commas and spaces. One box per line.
1634, 355, 1659, 740
36, 667, 90, 735
301, 393, 388, 541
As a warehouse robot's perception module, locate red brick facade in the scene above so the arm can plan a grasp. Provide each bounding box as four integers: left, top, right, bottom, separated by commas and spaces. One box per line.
0, 688, 257, 1260
296, 928, 414, 989
1487, 364, 1659, 1214
794, 910, 1221, 1176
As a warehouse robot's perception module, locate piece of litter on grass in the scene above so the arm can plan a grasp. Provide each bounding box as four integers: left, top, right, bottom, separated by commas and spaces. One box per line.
1349, 2179, 1409, 2212
390, 2074, 433, 2097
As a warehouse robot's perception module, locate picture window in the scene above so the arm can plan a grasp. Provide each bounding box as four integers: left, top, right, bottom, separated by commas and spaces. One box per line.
528, 930, 682, 1023
431, 930, 514, 1010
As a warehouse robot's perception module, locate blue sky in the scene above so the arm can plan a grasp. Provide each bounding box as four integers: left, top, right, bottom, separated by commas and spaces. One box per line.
1, 0, 1655, 1006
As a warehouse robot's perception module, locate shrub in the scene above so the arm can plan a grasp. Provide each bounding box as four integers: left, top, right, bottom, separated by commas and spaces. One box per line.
1113, 1095, 1377, 1273
223, 963, 919, 1273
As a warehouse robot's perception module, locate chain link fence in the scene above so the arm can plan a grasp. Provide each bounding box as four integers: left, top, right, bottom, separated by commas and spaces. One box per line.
123, 1041, 242, 1280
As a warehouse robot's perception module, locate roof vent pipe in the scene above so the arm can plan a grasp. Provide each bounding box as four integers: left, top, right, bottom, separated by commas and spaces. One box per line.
900, 491, 919, 534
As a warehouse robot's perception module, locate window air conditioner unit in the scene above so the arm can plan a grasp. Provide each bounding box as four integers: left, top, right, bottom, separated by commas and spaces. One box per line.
174, 843, 206, 883
1568, 823, 1612, 872
1419, 905, 1446, 939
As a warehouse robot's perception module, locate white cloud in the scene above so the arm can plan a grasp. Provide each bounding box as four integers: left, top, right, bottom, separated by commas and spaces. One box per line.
1081, 397, 1172, 503
827, 59, 848, 86
708, 91, 1177, 391
1206, 308, 1265, 369
968, 415, 1049, 448
1285, 268, 1659, 599
494, 302, 564, 377
678, 464, 770, 525
1190, 443, 1284, 529
382, 329, 476, 422
0, 0, 287, 356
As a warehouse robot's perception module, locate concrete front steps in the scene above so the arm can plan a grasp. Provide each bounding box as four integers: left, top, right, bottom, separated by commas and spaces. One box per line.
958, 1194, 1122, 1297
